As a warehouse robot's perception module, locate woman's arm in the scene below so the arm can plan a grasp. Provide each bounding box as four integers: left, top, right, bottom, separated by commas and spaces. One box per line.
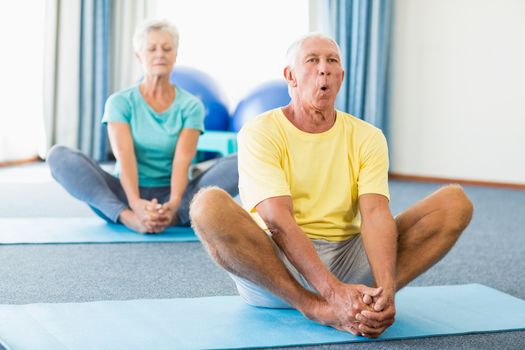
107, 122, 140, 205
162, 128, 200, 225
107, 122, 158, 227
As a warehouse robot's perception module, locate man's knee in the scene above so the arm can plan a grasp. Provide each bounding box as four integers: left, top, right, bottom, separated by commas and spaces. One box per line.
189, 186, 233, 225
441, 184, 474, 232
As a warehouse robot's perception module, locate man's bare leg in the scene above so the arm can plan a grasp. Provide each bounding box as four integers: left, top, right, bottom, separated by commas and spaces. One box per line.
394, 185, 474, 289
189, 188, 319, 309
189, 187, 372, 333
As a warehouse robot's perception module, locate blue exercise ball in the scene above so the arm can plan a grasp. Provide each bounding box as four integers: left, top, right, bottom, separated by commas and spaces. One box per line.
170, 66, 230, 131
231, 80, 291, 132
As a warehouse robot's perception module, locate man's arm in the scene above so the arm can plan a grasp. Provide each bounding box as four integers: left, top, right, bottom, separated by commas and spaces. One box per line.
256, 195, 382, 335
356, 193, 397, 336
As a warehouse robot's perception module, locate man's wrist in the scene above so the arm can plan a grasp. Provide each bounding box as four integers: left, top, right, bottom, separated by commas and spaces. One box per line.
376, 280, 396, 295
317, 276, 342, 299
374, 273, 396, 291
294, 291, 326, 322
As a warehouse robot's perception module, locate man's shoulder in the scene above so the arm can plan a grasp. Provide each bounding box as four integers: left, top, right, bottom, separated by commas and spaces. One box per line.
338, 111, 385, 141
239, 108, 282, 134
338, 111, 380, 131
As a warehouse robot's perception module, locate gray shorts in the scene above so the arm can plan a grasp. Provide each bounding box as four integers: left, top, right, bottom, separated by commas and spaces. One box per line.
229, 234, 374, 308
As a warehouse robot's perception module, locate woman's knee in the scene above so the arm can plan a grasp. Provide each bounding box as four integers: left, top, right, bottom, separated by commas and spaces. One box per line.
46, 145, 77, 176
46, 145, 93, 183
46, 145, 80, 168
213, 154, 239, 194
46, 145, 71, 165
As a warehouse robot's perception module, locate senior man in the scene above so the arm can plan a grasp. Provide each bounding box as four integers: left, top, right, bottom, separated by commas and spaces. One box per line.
190, 33, 473, 338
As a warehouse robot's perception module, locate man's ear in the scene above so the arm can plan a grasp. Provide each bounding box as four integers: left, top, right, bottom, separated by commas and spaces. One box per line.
283, 66, 297, 87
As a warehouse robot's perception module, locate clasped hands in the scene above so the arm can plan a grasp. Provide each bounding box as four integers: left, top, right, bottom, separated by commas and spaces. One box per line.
314, 282, 396, 338
130, 198, 179, 233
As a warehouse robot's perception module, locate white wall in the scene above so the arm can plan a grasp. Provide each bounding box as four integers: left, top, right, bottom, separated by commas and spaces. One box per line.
0, 0, 46, 162
390, 0, 525, 184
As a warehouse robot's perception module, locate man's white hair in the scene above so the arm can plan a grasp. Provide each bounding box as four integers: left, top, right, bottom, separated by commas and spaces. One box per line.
285, 32, 342, 68
132, 19, 180, 53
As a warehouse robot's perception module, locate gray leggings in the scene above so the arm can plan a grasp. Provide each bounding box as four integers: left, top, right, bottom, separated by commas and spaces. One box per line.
46, 145, 239, 226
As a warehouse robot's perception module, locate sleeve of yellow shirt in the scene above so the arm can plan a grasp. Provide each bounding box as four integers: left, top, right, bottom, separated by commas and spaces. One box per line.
357, 129, 390, 200
237, 123, 291, 213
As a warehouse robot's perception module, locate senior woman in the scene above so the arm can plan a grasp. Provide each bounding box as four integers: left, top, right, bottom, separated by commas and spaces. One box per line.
47, 19, 238, 233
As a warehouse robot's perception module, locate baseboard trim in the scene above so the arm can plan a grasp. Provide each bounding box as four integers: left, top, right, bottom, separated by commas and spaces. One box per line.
1, 159, 523, 190
0, 156, 41, 168
389, 173, 525, 190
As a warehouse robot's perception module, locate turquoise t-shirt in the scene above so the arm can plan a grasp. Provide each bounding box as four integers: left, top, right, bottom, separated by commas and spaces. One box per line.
102, 85, 205, 187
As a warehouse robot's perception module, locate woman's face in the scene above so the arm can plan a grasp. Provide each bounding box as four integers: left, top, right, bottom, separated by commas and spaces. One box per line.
137, 30, 177, 77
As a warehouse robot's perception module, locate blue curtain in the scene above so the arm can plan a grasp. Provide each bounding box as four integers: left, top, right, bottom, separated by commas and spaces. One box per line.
79, 0, 110, 161
327, 0, 393, 132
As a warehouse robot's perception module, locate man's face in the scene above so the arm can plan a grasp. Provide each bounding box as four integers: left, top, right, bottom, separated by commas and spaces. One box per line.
288, 37, 344, 110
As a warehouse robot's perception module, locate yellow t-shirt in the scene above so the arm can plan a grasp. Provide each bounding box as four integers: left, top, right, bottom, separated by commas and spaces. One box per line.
237, 108, 390, 242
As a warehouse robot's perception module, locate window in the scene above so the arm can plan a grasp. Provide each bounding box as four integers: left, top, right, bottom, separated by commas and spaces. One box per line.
154, 0, 310, 110
0, 0, 46, 162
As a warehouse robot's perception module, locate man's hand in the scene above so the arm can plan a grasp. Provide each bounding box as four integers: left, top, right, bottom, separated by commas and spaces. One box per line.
307, 282, 383, 335
355, 288, 396, 338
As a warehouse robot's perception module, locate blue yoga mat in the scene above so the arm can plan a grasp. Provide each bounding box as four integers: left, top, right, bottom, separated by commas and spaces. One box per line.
0, 218, 198, 244
0, 284, 523, 349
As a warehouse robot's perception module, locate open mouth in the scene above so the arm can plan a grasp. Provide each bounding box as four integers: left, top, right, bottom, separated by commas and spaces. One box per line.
320, 86, 328, 92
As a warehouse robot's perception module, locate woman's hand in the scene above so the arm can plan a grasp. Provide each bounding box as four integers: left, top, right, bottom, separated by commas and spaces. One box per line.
128, 198, 180, 233
129, 198, 164, 233
145, 200, 180, 233
157, 200, 180, 226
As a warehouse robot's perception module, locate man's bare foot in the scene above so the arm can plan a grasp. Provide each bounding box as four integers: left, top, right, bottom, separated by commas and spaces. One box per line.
119, 208, 150, 233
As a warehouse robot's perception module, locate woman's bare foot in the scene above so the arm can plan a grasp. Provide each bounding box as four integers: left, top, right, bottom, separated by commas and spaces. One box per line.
124, 198, 169, 233
119, 208, 150, 233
